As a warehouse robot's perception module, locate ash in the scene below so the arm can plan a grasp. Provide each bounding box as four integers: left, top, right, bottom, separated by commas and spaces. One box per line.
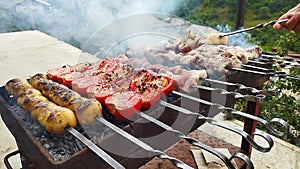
2, 87, 179, 162
10, 106, 86, 161
9, 105, 117, 162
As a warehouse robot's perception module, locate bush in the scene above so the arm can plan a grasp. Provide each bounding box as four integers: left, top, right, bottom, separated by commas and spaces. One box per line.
260, 68, 300, 146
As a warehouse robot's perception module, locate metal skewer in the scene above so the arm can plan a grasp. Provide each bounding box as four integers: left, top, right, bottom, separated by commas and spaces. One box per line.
192, 85, 266, 103
136, 111, 254, 169
158, 100, 274, 153
66, 127, 125, 169
95, 116, 194, 169
219, 19, 289, 37
202, 79, 279, 96
228, 67, 300, 80
171, 91, 289, 137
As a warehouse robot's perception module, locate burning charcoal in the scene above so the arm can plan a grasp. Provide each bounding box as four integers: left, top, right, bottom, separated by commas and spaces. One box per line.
44, 143, 50, 149
166, 93, 180, 103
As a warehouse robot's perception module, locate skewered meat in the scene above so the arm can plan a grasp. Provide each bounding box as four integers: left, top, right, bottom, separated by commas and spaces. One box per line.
17, 89, 48, 112
34, 102, 77, 133
73, 98, 102, 125
125, 32, 262, 73
5, 78, 33, 98
177, 30, 205, 53
30, 73, 49, 90
207, 34, 228, 45
30, 73, 102, 125
116, 55, 206, 92
5, 78, 77, 134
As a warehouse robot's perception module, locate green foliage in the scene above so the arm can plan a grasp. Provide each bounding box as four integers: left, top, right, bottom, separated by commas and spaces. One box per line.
234, 67, 300, 146
275, 31, 300, 57
176, 0, 300, 146
177, 0, 300, 49
260, 68, 300, 146
257, 7, 271, 20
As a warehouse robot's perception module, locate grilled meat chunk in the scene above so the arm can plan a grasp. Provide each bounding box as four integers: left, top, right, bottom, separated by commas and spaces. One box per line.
17, 93, 48, 112
30, 73, 49, 91
5, 78, 33, 98
5, 77, 78, 134
37, 105, 77, 134
30, 73, 102, 126
74, 98, 102, 125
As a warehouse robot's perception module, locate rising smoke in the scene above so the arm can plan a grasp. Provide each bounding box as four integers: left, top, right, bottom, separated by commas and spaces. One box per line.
4, 0, 184, 48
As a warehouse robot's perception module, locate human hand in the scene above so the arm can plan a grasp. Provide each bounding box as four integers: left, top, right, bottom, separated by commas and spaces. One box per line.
273, 3, 300, 34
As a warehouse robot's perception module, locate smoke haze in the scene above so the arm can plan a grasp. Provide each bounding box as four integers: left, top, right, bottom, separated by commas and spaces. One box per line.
1, 0, 184, 48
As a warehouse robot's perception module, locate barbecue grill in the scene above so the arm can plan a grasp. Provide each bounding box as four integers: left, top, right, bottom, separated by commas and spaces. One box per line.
1, 51, 297, 168
1, 15, 299, 169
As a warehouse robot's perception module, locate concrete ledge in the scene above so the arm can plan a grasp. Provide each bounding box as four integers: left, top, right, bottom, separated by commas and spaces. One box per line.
199, 113, 300, 169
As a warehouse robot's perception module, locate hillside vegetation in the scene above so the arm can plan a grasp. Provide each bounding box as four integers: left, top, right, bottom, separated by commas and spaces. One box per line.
177, 0, 300, 147
177, 0, 300, 51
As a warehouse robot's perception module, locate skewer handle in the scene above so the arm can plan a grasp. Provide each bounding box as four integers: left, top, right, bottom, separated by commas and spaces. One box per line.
228, 110, 290, 137
137, 112, 254, 169
219, 19, 289, 37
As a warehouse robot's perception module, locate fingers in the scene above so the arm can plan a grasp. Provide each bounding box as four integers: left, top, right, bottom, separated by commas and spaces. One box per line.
273, 13, 298, 32
273, 23, 284, 31
273, 15, 290, 31
285, 12, 300, 32
274, 4, 300, 33
293, 22, 300, 34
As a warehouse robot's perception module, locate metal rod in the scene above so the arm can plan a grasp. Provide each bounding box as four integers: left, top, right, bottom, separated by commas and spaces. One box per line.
202, 79, 279, 96
137, 112, 254, 169
4, 150, 21, 169
192, 85, 266, 103
66, 127, 125, 169
228, 67, 300, 80
95, 116, 194, 169
170, 91, 289, 137
159, 100, 274, 153
261, 54, 300, 68
222, 19, 288, 37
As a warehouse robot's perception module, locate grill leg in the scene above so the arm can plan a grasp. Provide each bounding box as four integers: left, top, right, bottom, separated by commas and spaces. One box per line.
241, 94, 261, 168
4, 150, 21, 169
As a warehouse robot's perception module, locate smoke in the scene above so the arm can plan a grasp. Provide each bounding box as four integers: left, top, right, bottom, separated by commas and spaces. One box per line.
215, 24, 255, 48
1, 0, 255, 49
5, 0, 184, 48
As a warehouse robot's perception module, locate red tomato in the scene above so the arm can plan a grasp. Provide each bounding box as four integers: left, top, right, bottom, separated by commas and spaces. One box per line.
105, 91, 142, 121
149, 76, 175, 95
61, 72, 82, 88
129, 81, 161, 110
72, 76, 96, 96
140, 88, 161, 110
72, 63, 91, 73
47, 66, 72, 82
131, 70, 175, 95
86, 84, 116, 104
131, 70, 153, 84
93, 58, 120, 72
55, 67, 74, 83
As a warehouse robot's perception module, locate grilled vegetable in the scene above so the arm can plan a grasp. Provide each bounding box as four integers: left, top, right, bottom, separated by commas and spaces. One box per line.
105, 91, 142, 121
45, 62, 177, 121
86, 84, 116, 105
